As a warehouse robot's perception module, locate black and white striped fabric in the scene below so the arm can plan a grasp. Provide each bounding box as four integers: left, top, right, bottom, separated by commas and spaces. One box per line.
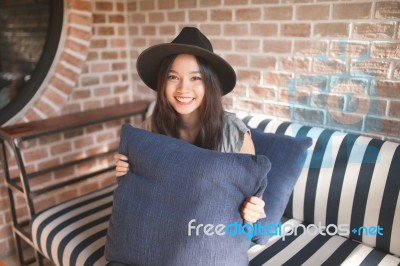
31, 184, 116, 266
30, 116, 400, 266
242, 116, 400, 265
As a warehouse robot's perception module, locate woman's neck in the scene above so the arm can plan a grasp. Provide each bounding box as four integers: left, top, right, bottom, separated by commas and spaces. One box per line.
178, 112, 201, 144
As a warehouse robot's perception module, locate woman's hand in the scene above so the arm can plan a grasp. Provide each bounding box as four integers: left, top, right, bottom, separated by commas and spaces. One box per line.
114, 153, 129, 177
241, 196, 266, 224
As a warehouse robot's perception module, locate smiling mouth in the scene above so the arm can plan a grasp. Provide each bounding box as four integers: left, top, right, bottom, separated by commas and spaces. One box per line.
175, 97, 194, 103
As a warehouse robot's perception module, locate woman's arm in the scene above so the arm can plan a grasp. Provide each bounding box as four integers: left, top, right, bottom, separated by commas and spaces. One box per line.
240, 132, 266, 223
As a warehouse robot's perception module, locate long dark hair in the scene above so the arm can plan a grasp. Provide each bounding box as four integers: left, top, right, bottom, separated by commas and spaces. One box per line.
151, 54, 224, 151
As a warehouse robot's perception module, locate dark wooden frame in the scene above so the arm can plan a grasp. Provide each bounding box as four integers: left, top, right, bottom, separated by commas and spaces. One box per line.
0, 100, 150, 265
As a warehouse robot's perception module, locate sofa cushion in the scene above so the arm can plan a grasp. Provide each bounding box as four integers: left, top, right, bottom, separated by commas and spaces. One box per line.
30, 184, 115, 266
248, 218, 400, 265
105, 125, 270, 265
249, 128, 312, 244
243, 116, 400, 257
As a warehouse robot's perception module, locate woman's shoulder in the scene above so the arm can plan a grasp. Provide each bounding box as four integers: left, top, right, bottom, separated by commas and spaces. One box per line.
222, 112, 248, 133
221, 111, 249, 153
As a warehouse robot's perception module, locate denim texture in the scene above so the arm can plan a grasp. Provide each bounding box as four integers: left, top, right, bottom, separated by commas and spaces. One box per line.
105, 125, 270, 266
250, 128, 312, 244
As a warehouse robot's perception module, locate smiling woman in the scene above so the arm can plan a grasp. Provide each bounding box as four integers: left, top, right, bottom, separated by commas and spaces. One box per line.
0, 0, 63, 125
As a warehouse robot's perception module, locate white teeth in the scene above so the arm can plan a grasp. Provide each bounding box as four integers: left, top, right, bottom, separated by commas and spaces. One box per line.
176, 97, 193, 103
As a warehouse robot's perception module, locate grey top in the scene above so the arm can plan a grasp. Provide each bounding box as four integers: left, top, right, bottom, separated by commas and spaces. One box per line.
140, 112, 249, 153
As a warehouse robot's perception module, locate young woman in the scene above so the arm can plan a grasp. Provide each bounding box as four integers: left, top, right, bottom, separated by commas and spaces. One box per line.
115, 27, 265, 224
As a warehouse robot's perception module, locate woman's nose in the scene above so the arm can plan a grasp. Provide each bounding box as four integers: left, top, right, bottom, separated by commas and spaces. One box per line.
177, 78, 189, 92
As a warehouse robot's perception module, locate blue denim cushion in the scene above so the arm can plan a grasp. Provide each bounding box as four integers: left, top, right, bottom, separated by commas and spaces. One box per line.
105, 125, 270, 265
250, 128, 312, 244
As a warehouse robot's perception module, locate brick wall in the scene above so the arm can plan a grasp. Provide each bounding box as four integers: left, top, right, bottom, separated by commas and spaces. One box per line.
128, 0, 400, 142
0, 0, 399, 258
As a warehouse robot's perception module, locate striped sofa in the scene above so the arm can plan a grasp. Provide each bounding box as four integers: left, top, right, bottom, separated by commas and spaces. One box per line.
30, 116, 400, 266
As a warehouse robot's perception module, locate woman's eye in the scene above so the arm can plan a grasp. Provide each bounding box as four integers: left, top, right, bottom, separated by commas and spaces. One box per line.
168, 75, 178, 80
192, 76, 202, 81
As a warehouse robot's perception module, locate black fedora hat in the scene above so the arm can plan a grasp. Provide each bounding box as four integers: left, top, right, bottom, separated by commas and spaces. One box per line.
136, 27, 236, 95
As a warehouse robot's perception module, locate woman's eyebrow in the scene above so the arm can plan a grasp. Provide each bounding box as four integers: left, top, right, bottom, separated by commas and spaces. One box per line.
169, 69, 201, 74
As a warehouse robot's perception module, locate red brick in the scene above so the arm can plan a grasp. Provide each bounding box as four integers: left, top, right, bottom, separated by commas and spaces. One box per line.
264, 6, 293, 20
211, 39, 232, 51
142, 25, 156, 35
330, 41, 369, 59
68, 0, 92, 12
149, 12, 165, 23
95, 2, 113, 11
371, 42, 400, 59
109, 15, 125, 23
167, 11, 185, 21
223, 24, 248, 36
237, 70, 261, 85
112, 63, 127, 71
279, 57, 310, 73
69, 13, 92, 26
389, 101, 400, 117
314, 23, 349, 37
91, 63, 110, 73
252, 0, 279, 4
296, 5, 329, 20
235, 39, 260, 52
313, 57, 347, 74
332, 3, 371, 19
23, 148, 48, 162
188, 10, 207, 21
93, 14, 106, 23
159, 26, 176, 37
211, 10, 232, 21
250, 56, 276, 69
103, 74, 119, 83
116, 2, 124, 12
393, 63, 400, 80
102, 51, 118, 60
81, 76, 100, 86
139, 1, 155, 10
251, 23, 278, 37
293, 107, 325, 124
376, 81, 400, 98
226, 0, 251, 4
65, 39, 89, 55
225, 54, 247, 67
111, 39, 126, 48
200, 24, 221, 36
43, 88, 66, 106
375, 1, 400, 19
351, 61, 390, 78
263, 102, 290, 118
72, 90, 91, 100
131, 13, 145, 23
282, 23, 310, 37
264, 72, 294, 87
353, 23, 396, 39
294, 40, 328, 56
159, 0, 175, 9
263, 40, 291, 54
177, 0, 196, 8
61, 53, 85, 69
199, 0, 222, 7
56, 64, 78, 81
236, 8, 261, 21
366, 117, 400, 137
236, 99, 263, 113
249, 86, 276, 99
97, 26, 115, 36
90, 39, 107, 48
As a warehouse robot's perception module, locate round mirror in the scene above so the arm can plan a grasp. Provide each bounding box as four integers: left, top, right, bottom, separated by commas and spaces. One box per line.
0, 0, 63, 125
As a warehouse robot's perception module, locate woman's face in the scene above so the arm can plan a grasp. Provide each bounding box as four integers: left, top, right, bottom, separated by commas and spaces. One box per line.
165, 54, 205, 118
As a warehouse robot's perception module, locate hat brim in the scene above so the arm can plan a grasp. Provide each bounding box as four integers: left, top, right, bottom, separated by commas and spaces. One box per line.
136, 43, 236, 95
